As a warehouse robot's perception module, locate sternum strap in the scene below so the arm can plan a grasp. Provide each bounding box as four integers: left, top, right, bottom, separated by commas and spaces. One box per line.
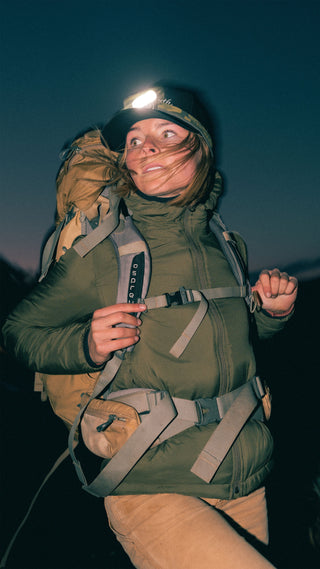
144, 285, 248, 359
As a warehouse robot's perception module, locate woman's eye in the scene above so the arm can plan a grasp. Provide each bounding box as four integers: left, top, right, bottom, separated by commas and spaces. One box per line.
129, 137, 142, 147
162, 130, 175, 140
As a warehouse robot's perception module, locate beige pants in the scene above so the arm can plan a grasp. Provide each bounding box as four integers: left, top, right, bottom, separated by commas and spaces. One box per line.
105, 487, 276, 569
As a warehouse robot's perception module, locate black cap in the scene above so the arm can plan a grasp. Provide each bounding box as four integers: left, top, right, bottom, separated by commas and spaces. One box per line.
101, 83, 213, 154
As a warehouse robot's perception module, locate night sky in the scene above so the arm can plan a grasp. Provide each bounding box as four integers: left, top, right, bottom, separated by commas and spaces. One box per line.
1, 0, 319, 278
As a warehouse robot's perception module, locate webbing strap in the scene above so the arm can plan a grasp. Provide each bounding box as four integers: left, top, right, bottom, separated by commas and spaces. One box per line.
72, 185, 120, 257
91, 351, 124, 398
39, 221, 65, 281
0, 443, 77, 568
108, 379, 264, 445
68, 352, 124, 488
82, 391, 177, 497
144, 286, 247, 310
144, 285, 248, 358
209, 213, 246, 287
190, 379, 263, 483
73, 205, 120, 257
169, 292, 208, 357
107, 389, 201, 442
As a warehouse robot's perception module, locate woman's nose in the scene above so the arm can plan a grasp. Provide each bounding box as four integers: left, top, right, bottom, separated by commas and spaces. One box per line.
142, 135, 159, 153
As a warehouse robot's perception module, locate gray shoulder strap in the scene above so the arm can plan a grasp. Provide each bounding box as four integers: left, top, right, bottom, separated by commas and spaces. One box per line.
69, 208, 152, 495
39, 221, 65, 281
110, 214, 151, 305
209, 211, 248, 289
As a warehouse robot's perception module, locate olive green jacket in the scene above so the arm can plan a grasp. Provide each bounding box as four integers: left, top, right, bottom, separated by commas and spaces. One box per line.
3, 184, 291, 499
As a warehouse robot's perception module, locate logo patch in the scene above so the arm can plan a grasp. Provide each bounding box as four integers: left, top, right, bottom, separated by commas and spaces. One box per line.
127, 252, 145, 303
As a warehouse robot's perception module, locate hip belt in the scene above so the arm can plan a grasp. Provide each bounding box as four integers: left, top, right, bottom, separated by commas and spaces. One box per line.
107, 377, 265, 444
74, 376, 267, 497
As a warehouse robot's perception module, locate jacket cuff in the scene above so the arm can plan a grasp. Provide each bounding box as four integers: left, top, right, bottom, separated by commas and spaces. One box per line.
262, 306, 295, 319
83, 327, 104, 369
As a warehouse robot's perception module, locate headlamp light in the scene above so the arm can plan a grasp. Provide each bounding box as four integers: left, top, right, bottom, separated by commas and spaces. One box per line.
124, 88, 164, 110
131, 89, 157, 109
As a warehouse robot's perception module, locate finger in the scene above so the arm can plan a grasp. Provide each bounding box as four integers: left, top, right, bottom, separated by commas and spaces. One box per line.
257, 270, 274, 298
92, 334, 140, 363
277, 272, 290, 295
91, 312, 142, 331
100, 335, 140, 354
93, 303, 146, 319
94, 325, 140, 343
282, 276, 298, 296
269, 269, 283, 297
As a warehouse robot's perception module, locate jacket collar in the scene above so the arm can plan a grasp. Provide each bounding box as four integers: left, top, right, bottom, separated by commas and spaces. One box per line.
124, 170, 223, 225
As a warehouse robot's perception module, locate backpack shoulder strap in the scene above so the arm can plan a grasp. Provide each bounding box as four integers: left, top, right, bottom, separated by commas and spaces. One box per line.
68, 202, 152, 492
209, 211, 251, 301
39, 221, 66, 282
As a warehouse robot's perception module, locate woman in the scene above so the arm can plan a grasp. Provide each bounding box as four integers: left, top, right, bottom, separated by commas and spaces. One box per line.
3, 84, 297, 568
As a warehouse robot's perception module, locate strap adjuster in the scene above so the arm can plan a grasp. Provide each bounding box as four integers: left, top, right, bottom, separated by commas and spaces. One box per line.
252, 376, 267, 400
165, 287, 194, 307
195, 397, 220, 426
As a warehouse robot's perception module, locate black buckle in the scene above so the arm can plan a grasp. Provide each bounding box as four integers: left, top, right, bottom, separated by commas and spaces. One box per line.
195, 398, 220, 426
165, 287, 193, 307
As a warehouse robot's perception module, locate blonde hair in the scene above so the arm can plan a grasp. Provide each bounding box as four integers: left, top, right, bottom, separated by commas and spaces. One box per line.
114, 132, 215, 208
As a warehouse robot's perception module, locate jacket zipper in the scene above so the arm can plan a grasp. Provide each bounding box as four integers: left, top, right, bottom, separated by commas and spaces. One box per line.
182, 209, 229, 395
183, 209, 242, 495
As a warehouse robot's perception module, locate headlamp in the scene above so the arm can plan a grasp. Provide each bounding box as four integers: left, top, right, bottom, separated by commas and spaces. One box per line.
130, 89, 158, 109
123, 87, 164, 110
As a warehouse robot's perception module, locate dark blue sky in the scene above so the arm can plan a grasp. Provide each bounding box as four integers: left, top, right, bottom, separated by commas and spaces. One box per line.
1, 0, 319, 278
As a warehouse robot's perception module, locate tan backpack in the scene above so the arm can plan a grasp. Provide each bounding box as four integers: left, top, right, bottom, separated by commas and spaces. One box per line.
34, 128, 120, 429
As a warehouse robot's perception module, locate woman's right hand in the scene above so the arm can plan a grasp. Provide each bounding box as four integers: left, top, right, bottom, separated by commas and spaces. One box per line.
87, 303, 146, 365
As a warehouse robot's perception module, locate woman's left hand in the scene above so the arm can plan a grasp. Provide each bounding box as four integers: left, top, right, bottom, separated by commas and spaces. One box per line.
252, 269, 298, 316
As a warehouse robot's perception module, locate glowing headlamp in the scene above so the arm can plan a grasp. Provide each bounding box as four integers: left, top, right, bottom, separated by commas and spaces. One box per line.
124, 88, 164, 111
131, 89, 157, 108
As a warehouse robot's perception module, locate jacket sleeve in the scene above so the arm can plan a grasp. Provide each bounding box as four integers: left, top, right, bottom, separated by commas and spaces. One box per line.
2, 246, 106, 374
253, 306, 293, 340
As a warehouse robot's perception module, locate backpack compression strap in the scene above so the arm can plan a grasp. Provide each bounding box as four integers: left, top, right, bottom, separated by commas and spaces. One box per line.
38, 185, 120, 281
72, 185, 121, 257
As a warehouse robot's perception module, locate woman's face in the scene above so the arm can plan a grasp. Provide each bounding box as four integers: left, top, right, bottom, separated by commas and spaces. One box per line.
125, 118, 200, 198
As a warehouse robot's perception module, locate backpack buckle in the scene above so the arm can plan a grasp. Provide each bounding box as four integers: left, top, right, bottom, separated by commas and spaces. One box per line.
165, 287, 194, 307
195, 397, 220, 425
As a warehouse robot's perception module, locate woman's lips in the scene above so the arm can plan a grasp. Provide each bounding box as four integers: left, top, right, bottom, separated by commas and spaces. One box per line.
142, 164, 163, 174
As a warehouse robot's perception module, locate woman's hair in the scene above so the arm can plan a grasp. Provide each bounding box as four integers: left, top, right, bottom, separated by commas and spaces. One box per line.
114, 132, 215, 208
